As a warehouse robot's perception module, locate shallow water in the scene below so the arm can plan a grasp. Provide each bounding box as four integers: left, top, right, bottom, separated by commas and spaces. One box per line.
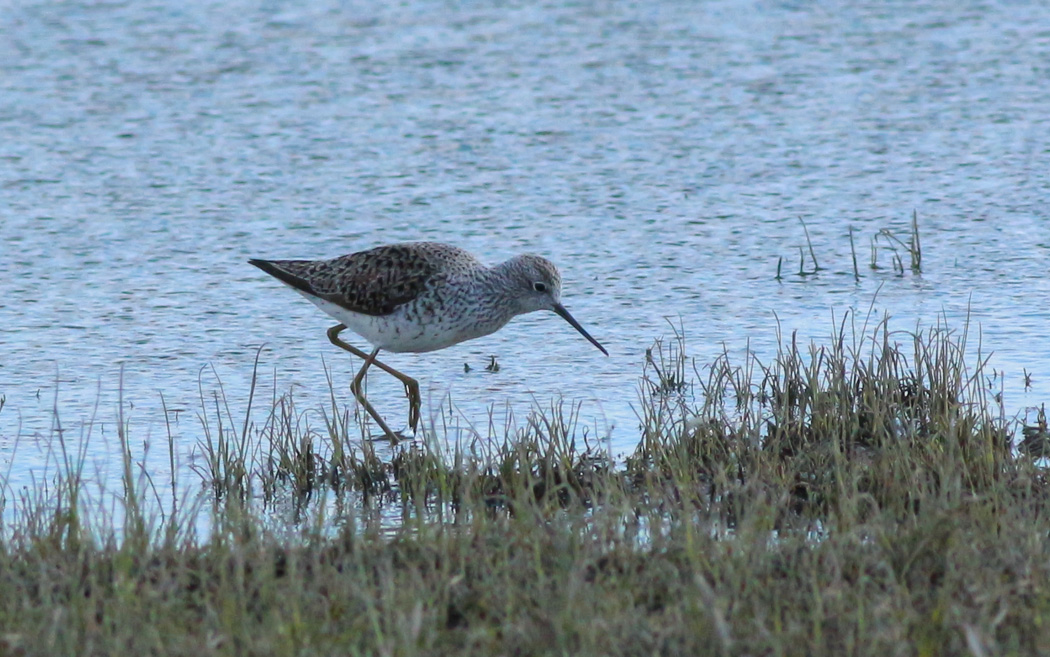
2, 0, 1050, 497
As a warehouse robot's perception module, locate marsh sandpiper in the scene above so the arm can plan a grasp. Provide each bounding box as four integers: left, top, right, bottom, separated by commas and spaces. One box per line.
249, 242, 607, 442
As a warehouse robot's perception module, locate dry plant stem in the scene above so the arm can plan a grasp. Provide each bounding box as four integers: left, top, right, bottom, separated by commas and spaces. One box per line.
326, 323, 420, 442
910, 209, 922, 271
799, 216, 820, 271
849, 225, 859, 282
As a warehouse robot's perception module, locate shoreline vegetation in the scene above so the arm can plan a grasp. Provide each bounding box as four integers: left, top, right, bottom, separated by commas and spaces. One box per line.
2, 315, 1050, 655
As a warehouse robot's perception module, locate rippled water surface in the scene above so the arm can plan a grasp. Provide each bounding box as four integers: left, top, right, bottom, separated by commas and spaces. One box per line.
2, 0, 1050, 492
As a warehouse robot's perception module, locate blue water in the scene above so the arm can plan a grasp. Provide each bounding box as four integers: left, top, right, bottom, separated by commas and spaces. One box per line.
2, 0, 1050, 503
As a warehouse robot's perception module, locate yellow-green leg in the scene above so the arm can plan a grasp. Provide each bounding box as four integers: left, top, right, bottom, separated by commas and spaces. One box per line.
326, 324, 421, 439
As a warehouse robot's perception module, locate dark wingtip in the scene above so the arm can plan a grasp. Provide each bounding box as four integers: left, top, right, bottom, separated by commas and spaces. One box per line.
248, 258, 282, 278
248, 258, 315, 295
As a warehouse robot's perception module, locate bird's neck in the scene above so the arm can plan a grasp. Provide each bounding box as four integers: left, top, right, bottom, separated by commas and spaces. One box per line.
476, 260, 526, 318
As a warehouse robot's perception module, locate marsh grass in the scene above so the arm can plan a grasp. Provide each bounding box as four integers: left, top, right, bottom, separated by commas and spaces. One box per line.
784, 212, 922, 280
2, 317, 1050, 656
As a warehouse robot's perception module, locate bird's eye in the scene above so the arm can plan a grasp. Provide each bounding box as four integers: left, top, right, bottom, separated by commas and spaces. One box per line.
533, 282, 548, 293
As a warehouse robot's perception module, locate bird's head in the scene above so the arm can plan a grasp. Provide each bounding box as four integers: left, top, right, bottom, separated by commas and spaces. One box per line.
504, 254, 607, 356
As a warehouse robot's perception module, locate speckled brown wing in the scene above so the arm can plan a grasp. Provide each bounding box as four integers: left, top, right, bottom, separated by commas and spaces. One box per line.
249, 244, 441, 317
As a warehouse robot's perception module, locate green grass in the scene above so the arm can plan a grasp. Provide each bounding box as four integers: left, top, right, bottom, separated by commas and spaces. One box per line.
2, 315, 1050, 656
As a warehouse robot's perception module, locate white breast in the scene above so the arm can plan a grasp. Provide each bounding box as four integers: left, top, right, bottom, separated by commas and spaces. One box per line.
297, 292, 504, 353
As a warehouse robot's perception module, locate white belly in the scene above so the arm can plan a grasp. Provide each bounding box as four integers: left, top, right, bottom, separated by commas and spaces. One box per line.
299, 293, 500, 353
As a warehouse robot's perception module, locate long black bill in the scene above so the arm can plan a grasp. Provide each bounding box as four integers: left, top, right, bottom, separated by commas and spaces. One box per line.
553, 303, 609, 356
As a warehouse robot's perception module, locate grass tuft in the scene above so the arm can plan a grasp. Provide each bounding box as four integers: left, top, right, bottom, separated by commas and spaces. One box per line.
2, 317, 1049, 655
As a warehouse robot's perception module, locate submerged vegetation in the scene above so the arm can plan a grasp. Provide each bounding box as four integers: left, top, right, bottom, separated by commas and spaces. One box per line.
2, 316, 1050, 655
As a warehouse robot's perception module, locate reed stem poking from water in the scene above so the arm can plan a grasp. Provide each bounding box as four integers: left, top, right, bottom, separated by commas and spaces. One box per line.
849, 225, 860, 282
799, 216, 821, 272
910, 209, 922, 272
